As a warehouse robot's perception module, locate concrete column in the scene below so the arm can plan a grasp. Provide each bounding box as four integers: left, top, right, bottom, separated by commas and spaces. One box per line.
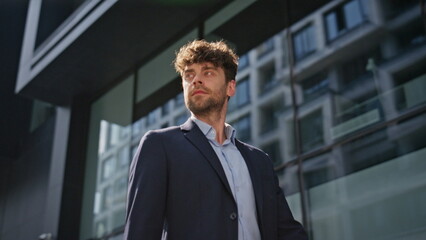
42, 107, 71, 240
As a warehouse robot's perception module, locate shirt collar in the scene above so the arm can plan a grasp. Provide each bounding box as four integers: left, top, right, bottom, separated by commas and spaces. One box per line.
190, 116, 236, 145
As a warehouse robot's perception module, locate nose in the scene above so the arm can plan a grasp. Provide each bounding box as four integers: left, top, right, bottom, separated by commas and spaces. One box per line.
192, 74, 203, 86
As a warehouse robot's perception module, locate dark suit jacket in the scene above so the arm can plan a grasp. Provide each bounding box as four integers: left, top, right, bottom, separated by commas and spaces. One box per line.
124, 119, 308, 240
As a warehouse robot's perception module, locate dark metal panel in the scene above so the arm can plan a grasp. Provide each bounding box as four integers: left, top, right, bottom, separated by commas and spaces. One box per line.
17, 0, 232, 105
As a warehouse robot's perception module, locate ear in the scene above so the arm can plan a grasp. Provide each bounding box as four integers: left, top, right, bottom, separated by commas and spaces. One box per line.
227, 80, 236, 98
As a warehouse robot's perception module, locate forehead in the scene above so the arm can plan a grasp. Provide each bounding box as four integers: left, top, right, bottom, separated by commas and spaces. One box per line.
184, 62, 219, 71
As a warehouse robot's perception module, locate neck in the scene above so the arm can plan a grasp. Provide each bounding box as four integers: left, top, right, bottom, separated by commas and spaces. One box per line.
193, 107, 228, 144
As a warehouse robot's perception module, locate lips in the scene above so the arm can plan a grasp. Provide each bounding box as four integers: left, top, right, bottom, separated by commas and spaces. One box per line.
191, 89, 208, 96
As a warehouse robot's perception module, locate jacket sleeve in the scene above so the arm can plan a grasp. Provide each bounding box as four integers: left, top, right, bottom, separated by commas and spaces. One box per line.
275, 172, 309, 240
124, 131, 168, 240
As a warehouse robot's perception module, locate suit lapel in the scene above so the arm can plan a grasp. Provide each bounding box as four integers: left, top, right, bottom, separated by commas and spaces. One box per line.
236, 140, 264, 222
181, 119, 234, 197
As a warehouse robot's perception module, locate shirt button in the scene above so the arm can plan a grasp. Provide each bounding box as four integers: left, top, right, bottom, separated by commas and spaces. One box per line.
229, 212, 237, 220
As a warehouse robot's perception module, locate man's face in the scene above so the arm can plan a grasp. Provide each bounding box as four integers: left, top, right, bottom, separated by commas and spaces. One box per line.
182, 62, 235, 116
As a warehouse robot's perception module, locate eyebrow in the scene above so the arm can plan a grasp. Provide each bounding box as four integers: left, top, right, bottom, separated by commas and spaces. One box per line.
183, 69, 195, 74
201, 65, 218, 71
184, 64, 218, 73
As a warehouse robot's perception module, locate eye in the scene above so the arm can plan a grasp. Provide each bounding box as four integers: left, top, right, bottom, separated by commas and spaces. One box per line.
184, 73, 195, 81
205, 71, 214, 76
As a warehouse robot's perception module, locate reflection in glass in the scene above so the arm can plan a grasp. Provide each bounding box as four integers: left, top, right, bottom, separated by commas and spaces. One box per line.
384, 0, 418, 19
231, 115, 251, 143
101, 157, 115, 181
293, 24, 316, 62
339, 47, 381, 88
228, 76, 250, 113
82, 76, 133, 240
93, 121, 131, 238
174, 111, 190, 126
325, 0, 366, 42
395, 20, 426, 55
83, 1, 426, 239
175, 92, 185, 107
101, 186, 113, 211
306, 120, 426, 239
258, 63, 278, 95
276, 166, 303, 223
301, 72, 329, 103
332, 92, 383, 140
95, 220, 107, 239
259, 96, 285, 134
343, 0, 364, 29
118, 146, 130, 169
256, 38, 275, 59
393, 68, 426, 112
146, 109, 158, 127
131, 119, 142, 139
262, 141, 282, 167
238, 54, 250, 70
302, 152, 338, 189
114, 176, 128, 196
161, 100, 170, 117
300, 109, 324, 153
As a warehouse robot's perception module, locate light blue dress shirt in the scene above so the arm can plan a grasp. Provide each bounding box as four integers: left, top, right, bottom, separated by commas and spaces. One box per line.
191, 117, 261, 240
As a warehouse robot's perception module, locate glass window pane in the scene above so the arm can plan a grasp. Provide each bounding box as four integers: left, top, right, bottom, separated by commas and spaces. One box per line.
81, 2, 426, 239
81, 75, 133, 240
325, 0, 366, 42
258, 63, 278, 94
305, 120, 426, 239
262, 140, 283, 167
174, 111, 190, 126
344, 0, 363, 29
136, 29, 198, 103
259, 95, 285, 134
231, 114, 252, 143
300, 109, 324, 152
325, 12, 338, 41
293, 24, 316, 61
301, 72, 329, 102
276, 166, 303, 223
118, 146, 130, 170
229, 76, 250, 113
238, 54, 250, 70
101, 157, 115, 180
384, 0, 418, 19
256, 38, 275, 59
237, 77, 250, 106
174, 92, 185, 107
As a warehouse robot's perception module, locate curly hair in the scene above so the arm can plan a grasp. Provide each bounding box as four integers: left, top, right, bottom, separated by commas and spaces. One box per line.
173, 39, 239, 82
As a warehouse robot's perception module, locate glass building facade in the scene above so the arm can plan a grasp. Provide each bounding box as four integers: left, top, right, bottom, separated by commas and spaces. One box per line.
3, 0, 425, 240
81, 1, 426, 239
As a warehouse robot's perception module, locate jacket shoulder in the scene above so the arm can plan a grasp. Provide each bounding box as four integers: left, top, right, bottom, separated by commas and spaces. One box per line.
137, 126, 182, 146
143, 125, 181, 137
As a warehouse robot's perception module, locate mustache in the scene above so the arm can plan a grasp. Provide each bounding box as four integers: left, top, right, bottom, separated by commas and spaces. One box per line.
191, 86, 211, 94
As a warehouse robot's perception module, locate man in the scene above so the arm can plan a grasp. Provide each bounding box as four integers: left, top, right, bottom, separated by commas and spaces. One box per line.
124, 40, 308, 240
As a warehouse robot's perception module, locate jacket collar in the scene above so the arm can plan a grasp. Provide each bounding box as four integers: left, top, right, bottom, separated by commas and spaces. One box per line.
181, 118, 264, 223
180, 118, 234, 197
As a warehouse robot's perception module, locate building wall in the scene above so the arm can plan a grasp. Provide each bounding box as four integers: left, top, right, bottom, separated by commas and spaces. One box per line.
0, 115, 55, 240
82, 0, 426, 239
2, 0, 425, 240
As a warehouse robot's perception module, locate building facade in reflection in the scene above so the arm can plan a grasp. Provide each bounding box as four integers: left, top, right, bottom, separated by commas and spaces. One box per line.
5, 0, 426, 239
90, 1, 426, 239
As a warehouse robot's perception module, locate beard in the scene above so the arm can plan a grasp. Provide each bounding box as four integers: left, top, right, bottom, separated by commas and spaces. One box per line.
186, 85, 228, 117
